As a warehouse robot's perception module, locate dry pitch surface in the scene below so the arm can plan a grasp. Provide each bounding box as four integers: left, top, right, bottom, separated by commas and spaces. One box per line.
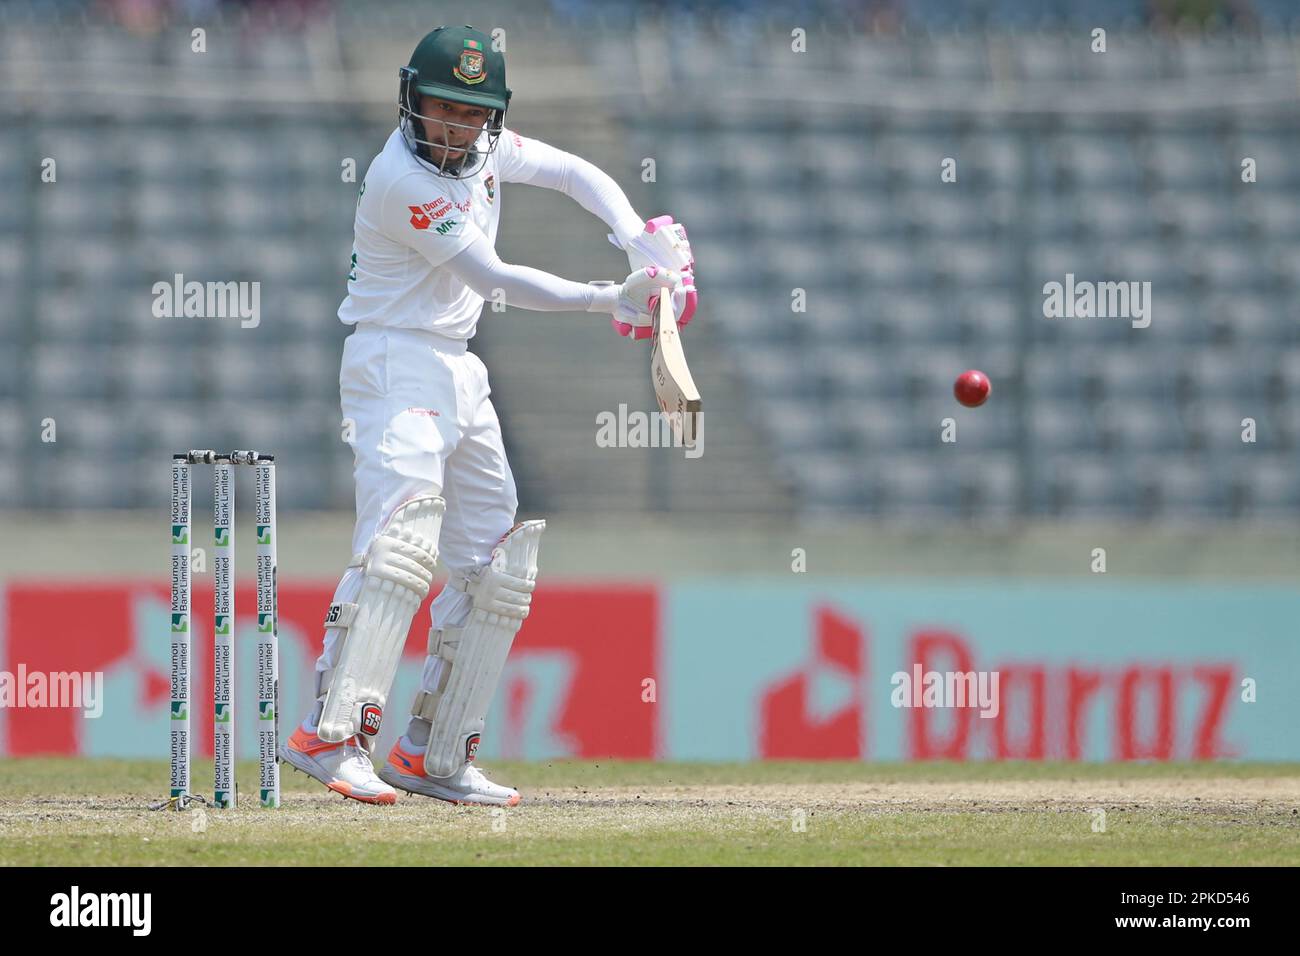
1, 760, 1298, 865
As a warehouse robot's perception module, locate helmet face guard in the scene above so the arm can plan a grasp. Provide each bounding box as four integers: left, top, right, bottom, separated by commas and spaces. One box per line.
399, 66, 507, 180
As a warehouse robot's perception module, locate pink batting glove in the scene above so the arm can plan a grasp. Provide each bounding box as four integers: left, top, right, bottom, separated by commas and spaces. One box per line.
610, 266, 686, 340
610, 215, 698, 328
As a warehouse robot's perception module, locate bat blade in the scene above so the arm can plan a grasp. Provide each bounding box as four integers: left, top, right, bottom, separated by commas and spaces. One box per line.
650, 293, 702, 449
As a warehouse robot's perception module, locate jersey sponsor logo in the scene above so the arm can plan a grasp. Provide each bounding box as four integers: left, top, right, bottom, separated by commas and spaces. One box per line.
409, 198, 454, 231
435, 219, 457, 235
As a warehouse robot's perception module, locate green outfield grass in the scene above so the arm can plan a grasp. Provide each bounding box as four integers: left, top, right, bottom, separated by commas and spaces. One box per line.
1, 759, 1297, 866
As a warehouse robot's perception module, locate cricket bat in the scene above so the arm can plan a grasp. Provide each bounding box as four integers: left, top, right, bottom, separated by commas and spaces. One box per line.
649, 292, 702, 448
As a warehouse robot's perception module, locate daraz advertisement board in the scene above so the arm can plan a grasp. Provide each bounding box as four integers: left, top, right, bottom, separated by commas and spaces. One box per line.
1, 580, 1295, 762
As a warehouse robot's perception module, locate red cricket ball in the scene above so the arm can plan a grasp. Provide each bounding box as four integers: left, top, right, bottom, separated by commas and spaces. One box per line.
954, 369, 991, 408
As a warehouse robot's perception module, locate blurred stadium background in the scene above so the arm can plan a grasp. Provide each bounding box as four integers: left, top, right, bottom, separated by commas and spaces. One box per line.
1, 0, 1298, 766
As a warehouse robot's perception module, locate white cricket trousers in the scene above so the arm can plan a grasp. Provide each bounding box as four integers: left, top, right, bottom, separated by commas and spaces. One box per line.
313, 322, 520, 688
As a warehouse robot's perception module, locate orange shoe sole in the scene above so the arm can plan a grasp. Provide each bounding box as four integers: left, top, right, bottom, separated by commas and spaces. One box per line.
326, 779, 397, 805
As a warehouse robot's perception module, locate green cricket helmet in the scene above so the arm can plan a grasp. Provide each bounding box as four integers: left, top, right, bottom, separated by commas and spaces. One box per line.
399, 25, 512, 180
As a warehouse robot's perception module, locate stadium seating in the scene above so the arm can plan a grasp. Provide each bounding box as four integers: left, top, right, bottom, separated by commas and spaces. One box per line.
2, 0, 1298, 521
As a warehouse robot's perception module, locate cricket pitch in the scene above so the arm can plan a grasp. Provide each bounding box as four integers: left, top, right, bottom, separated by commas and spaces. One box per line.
2, 759, 1297, 866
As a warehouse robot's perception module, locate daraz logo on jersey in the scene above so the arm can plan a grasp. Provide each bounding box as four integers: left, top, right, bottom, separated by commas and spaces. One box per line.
409, 206, 432, 230
409, 198, 452, 231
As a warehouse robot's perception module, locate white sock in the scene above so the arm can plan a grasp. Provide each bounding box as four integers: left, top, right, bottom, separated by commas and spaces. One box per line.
303, 699, 323, 734
405, 717, 431, 749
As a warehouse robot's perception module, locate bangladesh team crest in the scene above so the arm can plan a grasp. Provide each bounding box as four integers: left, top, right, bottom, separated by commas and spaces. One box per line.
454, 39, 486, 85
485, 174, 495, 203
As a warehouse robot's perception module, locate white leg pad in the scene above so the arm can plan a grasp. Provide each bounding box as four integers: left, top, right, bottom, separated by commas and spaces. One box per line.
318, 495, 445, 743
415, 520, 545, 777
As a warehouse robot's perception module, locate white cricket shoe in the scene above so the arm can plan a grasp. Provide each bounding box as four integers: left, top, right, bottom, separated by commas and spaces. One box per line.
378, 740, 521, 806
279, 724, 398, 805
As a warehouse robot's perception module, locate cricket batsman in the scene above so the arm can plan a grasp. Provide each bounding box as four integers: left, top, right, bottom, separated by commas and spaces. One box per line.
277, 25, 698, 805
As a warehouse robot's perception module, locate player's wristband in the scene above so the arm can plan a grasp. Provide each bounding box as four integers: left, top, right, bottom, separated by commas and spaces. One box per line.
585, 281, 620, 314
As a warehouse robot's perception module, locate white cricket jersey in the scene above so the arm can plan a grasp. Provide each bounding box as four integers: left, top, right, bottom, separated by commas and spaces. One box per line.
338, 126, 545, 339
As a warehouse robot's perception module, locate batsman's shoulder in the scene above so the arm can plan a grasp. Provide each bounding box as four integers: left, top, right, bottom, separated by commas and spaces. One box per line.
394, 168, 460, 210
370, 162, 452, 215
499, 125, 535, 155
